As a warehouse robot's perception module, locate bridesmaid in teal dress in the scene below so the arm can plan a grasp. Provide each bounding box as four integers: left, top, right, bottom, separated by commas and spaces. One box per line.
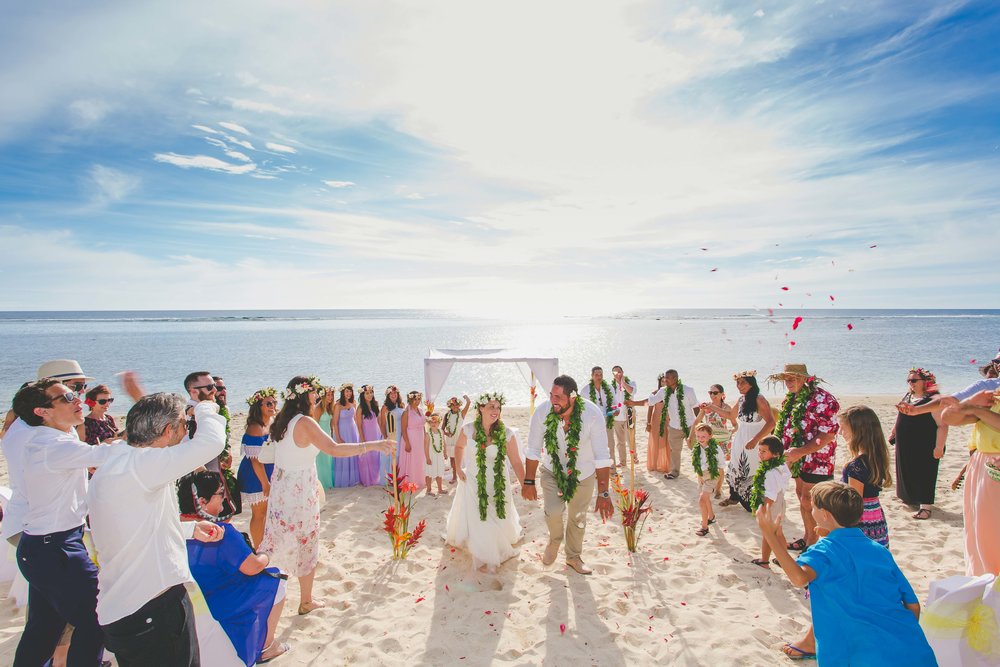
316, 389, 336, 488
333, 384, 361, 487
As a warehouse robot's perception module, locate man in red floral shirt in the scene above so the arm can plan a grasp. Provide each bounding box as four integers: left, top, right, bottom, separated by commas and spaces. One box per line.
769, 364, 839, 551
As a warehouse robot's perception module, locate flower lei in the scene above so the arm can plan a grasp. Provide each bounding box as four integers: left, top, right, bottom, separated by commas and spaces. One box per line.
589, 380, 615, 429
429, 428, 443, 454
443, 411, 461, 437
749, 455, 787, 511
658, 382, 689, 438
281, 375, 324, 401
543, 395, 583, 503
773, 378, 817, 478
246, 387, 278, 407
692, 438, 721, 480
473, 415, 507, 521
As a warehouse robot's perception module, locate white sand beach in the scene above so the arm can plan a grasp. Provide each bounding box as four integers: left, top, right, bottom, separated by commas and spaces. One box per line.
0, 397, 971, 666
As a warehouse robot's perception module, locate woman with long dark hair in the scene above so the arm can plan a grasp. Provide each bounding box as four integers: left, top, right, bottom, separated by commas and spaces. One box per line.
258, 376, 392, 614
355, 385, 384, 486
237, 387, 279, 549
379, 386, 405, 484
705, 371, 774, 510
891, 368, 948, 519
332, 384, 361, 488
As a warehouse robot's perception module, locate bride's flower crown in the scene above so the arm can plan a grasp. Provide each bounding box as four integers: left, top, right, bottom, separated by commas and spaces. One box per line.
732, 370, 757, 381
246, 387, 278, 407
281, 376, 324, 401
475, 391, 506, 408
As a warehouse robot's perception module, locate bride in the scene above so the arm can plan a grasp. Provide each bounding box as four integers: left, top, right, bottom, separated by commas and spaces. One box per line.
445, 392, 526, 571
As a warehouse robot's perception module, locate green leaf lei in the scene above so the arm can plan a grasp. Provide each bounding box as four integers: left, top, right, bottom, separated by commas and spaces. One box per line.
772, 380, 817, 478
692, 438, 721, 479
429, 429, 443, 454
658, 382, 690, 438
589, 380, 615, 430
443, 411, 461, 438
749, 455, 787, 511
543, 397, 584, 503
474, 415, 507, 522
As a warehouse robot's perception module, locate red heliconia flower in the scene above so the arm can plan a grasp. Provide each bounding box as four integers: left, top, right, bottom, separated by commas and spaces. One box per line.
407, 519, 427, 547
401, 481, 419, 494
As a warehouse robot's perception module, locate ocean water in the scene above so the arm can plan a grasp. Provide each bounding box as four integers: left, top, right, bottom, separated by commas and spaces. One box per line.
1, 309, 996, 412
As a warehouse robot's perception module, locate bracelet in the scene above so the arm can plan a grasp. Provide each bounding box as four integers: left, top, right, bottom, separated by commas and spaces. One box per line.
523, 479, 535, 486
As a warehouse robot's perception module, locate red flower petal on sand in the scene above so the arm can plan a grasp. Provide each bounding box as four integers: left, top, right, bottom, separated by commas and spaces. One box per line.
792, 316, 803, 330
416, 597, 425, 603
847, 324, 854, 331
484, 610, 492, 615
445, 585, 449, 592
560, 623, 567, 634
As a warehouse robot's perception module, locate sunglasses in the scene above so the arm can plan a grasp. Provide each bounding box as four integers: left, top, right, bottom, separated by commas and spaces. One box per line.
46, 392, 77, 406
191, 384, 216, 392
215, 385, 227, 392
907, 378, 922, 384
95, 398, 115, 405
708, 390, 721, 395
68, 382, 88, 393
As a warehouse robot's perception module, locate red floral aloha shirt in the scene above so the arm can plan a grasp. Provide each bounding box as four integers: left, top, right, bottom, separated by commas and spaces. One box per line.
779, 386, 840, 476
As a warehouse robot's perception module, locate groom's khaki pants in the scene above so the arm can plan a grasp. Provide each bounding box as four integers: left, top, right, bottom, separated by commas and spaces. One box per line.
540, 469, 596, 560
610, 422, 628, 465
667, 426, 684, 476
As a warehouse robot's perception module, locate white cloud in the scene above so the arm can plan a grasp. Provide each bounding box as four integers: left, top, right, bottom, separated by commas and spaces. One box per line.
192, 124, 219, 134
218, 121, 250, 135
403, 192, 424, 200
264, 141, 296, 154
87, 164, 139, 204
221, 133, 254, 150
323, 180, 355, 188
68, 99, 111, 127
229, 98, 295, 115
224, 149, 252, 162
153, 152, 257, 174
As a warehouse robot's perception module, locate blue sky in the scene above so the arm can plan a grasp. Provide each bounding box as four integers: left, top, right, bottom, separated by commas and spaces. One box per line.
1, 1, 997, 313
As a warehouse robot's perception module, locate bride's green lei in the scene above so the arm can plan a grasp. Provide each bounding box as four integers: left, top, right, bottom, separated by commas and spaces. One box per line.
543, 398, 583, 503
773, 381, 817, 478
692, 438, 721, 479
589, 380, 615, 429
474, 416, 507, 521
749, 455, 787, 511
658, 382, 690, 438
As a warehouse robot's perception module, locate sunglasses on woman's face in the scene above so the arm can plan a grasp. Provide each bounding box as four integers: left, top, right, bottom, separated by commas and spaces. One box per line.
708, 390, 721, 395
262, 400, 277, 407
907, 378, 922, 384
95, 398, 114, 405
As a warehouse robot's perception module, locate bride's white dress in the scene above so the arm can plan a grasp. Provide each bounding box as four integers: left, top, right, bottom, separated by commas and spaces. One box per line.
445, 423, 523, 569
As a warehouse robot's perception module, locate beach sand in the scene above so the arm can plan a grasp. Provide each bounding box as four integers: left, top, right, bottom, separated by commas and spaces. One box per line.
0, 396, 970, 666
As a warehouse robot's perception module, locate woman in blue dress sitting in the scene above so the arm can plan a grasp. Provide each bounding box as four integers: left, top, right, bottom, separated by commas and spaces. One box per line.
179, 471, 290, 665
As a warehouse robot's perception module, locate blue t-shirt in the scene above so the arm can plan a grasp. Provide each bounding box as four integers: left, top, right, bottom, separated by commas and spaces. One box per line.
953, 378, 1000, 402
796, 528, 937, 666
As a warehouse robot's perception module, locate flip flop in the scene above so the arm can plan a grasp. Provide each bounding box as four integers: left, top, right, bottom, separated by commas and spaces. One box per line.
259, 641, 291, 663
786, 538, 807, 551
708, 517, 717, 525
912, 508, 932, 520
750, 558, 770, 568
695, 527, 709, 536
781, 643, 816, 660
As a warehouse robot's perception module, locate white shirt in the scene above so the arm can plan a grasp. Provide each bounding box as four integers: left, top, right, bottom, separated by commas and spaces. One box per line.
21, 425, 112, 535
88, 402, 226, 625
583, 381, 611, 413
0, 418, 31, 540
764, 463, 792, 502
611, 378, 637, 422
525, 399, 612, 481
647, 384, 699, 431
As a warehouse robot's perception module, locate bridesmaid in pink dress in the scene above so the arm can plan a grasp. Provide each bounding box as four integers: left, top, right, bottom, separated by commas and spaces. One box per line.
398, 390, 427, 486
356, 384, 384, 486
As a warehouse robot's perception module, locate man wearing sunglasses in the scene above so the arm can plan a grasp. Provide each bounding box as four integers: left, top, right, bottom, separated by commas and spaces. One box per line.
10, 379, 114, 665
183, 371, 222, 472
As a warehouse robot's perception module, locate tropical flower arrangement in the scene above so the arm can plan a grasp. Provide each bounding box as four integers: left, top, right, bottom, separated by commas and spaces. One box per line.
382, 465, 426, 560
611, 463, 652, 552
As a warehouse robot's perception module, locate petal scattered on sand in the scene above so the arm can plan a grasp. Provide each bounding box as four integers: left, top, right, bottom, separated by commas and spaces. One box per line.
416, 597, 425, 603
560, 623, 566, 634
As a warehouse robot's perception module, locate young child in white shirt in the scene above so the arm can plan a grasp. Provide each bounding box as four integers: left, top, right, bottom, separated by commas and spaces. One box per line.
750, 435, 791, 568
691, 424, 724, 536
424, 413, 448, 496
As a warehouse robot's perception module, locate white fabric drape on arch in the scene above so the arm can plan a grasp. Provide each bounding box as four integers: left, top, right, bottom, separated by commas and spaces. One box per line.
423, 349, 559, 405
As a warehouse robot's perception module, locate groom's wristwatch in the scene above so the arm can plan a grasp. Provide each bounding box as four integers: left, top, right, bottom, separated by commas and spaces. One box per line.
598, 490, 610, 499
523, 479, 535, 486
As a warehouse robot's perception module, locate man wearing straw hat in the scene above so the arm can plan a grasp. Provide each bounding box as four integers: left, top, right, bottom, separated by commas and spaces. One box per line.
768, 363, 839, 552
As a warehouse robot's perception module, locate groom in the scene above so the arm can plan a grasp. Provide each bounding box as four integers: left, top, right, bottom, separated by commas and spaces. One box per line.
523, 375, 614, 575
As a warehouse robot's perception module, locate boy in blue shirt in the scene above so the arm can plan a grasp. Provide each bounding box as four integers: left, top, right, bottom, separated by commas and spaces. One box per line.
757, 481, 937, 666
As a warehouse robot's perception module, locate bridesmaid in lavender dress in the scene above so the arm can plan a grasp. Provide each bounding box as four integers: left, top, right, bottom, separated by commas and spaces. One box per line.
356, 385, 384, 486
332, 384, 361, 487
398, 390, 427, 486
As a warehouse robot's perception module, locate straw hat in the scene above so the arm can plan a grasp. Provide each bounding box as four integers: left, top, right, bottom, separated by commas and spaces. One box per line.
36, 359, 94, 382
767, 363, 816, 383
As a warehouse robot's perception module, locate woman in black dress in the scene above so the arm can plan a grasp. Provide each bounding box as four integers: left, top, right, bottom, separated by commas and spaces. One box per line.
892, 368, 948, 519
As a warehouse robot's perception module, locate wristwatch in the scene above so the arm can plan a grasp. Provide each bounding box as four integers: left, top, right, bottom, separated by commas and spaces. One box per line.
598, 490, 610, 499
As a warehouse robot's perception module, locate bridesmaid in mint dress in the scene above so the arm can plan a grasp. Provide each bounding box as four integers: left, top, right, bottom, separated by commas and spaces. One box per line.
333, 385, 361, 487
356, 385, 384, 486
316, 389, 336, 488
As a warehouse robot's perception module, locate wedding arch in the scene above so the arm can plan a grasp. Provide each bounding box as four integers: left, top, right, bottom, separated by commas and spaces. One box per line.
423, 349, 559, 414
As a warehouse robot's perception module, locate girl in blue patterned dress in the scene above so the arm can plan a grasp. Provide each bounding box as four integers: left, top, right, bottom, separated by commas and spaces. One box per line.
838, 406, 893, 547
236, 387, 279, 550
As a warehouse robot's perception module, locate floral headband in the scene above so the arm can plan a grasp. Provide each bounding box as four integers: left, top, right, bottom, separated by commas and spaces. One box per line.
910, 367, 939, 391
407, 390, 423, 401
339, 382, 354, 392
246, 387, 278, 406
281, 376, 324, 401
360, 384, 374, 393
474, 391, 506, 408
733, 370, 757, 380
384, 385, 399, 397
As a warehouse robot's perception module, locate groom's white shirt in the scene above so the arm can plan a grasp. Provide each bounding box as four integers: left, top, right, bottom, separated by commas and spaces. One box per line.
525, 398, 612, 481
